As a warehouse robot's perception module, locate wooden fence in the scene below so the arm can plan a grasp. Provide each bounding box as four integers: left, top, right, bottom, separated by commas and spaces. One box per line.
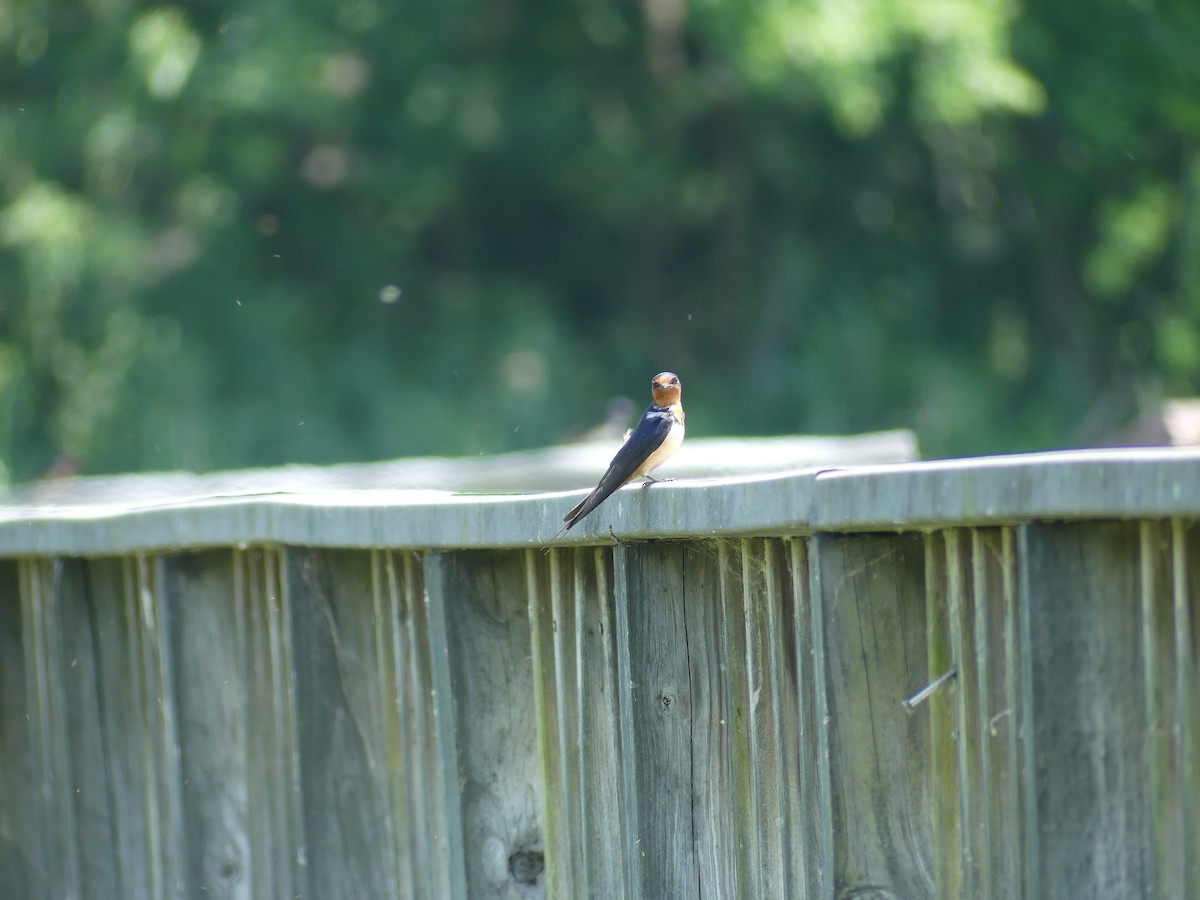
1, 448, 1198, 899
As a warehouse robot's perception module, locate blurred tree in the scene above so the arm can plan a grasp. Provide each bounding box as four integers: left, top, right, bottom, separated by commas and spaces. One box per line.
1, 0, 1198, 482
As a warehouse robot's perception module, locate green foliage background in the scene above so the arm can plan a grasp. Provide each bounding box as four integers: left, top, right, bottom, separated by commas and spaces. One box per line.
2, 0, 1199, 482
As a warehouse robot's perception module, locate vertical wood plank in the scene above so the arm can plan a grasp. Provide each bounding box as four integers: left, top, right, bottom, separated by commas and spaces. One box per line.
967, 531, 994, 897
972, 527, 1028, 899
758, 538, 804, 899
793, 537, 826, 900
388, 550, 450, 898
1141, 520, 1176, 899
712, 540, 753, 899
613, 539, 807, 899
84, 559, 154, 900
1144, 520, 1200, 899
57, 558, 121, 900
529, 546, 626, 899
946, 529, 984, 896
28, 555, 187, 900
138, 556, 187, 900
530, 547, 566, 897
723, 538, 805, 899
1019, 522, 1150, 898
370, 551, 414, 897
805, 535, 835, 900
237, 549, 308, 900
423, 553, 469, 900
284, 548, 406, 900
613, 541, 699, 899
0, 560, 39, 897
811, 532, 934, 898
20, 558, 85, 900
528, 548, 568, 897
373, 549, 446, 897
724, 542, 763, 900
424, 551, 544, 899
1175, 521, 1200, 897
551, 550, 583, 895
162, 551, 251, 900
58, 555, 189, 900
924, 533, 961, 900
933, 527, 1030, 900
579, 546, 628, 898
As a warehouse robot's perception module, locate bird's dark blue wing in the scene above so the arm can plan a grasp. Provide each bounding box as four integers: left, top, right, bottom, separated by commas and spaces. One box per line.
604, 407, 674, 481
563, 406, 674, 528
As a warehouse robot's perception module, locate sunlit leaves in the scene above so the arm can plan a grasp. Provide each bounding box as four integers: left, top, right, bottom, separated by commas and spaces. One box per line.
1156, 314, 1200, 381
1, 0, 1199, 480
1084, 180, 1174, 298
128, 7, 201, 99
736, 0, 1044, 134
0, 182, 95, 301
84, 106, 151, 198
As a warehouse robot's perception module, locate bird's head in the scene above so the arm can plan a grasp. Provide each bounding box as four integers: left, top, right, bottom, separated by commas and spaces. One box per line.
650, 371, 682, 406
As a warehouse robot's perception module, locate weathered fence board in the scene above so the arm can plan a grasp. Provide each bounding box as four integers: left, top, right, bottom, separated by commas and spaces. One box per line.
3, 450, 1200, 899
1141, 520, 1200, 899
925, 527, 1031, 899
165, 551, 251, 900
286, 549, 405, 899
528, 546, 627, 899
426, 551, 544, 898
613, 541, 697, 899
812, 532, 933, 899
0, 561, 35, 896
1021, 522, 1151, 896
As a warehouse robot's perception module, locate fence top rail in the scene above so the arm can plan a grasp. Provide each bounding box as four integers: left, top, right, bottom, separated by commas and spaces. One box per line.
2, 430, 919, 506
1, 448, 1198, 557
814, 446, 1200, 530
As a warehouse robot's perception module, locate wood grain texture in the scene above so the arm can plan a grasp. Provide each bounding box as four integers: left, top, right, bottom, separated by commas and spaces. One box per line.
528, 546, 628, 900
7, 454, 1200, 899
424, 551, 545, 899
613, 539, 809, 900
0, 560, 38, 897
284, 548, 402, 899
811, 532, 934, 899
162, 551, 252, 900
613, 541, 698, 899
372, 549, 449, 899
1137, 520, 1200, 899
13, 558, 85, 900
925, 529, 1030, 899
1167, 522, 1200, 897
743, 538, 802, 898
235, 549, 308, 900
923, 534, 961, 900
1019, 522, 1151, 899
790, 537, 824, 900
970, 528, 1028, 898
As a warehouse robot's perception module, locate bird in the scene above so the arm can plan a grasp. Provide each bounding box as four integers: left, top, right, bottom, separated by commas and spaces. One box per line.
562, 371, 685, 531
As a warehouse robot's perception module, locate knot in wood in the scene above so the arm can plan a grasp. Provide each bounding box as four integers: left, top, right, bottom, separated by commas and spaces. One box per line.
660, 691, 674, 710
509, 849, 544, 885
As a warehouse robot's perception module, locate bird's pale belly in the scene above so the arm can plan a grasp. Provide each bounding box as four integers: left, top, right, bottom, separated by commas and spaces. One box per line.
632, 420, 684, 479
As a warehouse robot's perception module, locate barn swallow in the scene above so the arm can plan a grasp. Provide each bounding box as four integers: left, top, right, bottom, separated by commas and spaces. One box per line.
563, 372, 685, 530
